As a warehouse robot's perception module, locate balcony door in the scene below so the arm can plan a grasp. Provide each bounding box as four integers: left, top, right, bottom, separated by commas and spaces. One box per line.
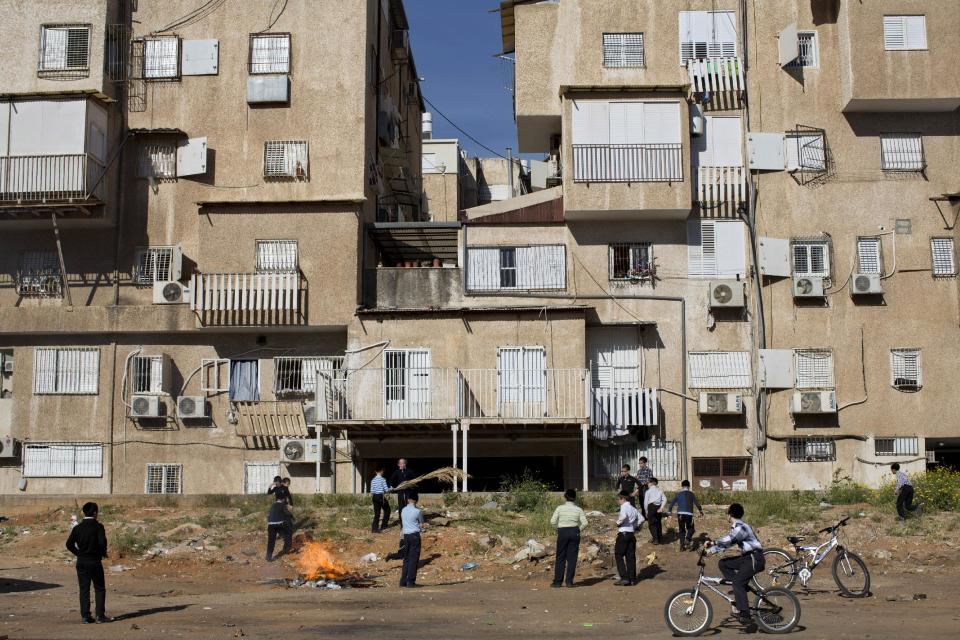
384, 349, 431, 420
587, 327, 647, 434
496, 346, 546, 418
693, 116, 743, 168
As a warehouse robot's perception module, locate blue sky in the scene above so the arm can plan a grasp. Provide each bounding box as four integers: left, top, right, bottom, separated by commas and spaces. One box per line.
406, 0, 521, 159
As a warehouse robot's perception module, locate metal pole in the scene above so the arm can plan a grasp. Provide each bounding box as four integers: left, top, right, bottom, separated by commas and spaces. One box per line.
581, 424, 589, 491
330, 431, 337, 495
315, 425, 322, 494
462, 423, 469, 492
507, 147, 515, 197
451, 423, 459, 492
50, 214, 73, 309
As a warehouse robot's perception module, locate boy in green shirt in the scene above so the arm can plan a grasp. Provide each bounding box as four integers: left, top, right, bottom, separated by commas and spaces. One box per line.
550, 488, 588, 587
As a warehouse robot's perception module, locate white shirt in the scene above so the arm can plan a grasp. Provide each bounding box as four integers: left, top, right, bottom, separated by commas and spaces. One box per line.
616, 501, 643, 532
643, 485, 666, 512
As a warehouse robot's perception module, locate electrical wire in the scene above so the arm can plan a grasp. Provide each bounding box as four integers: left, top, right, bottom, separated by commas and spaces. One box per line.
259, 0, 289, 33
153, 0, 229, 35
422, 95, 526, 169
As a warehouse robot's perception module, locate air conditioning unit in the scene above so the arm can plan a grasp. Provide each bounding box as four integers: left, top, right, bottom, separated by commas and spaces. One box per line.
790, 391, 837, 414
153, 281, 187, 304
1, 355, 12, 374
851, 273, 883, 295
279, 438, 323, 464
709, 281, 745, 309
792, 275, 825, 299
390, 30, 409, 60
0, 435, 18, 459
698, 392, 744, 415
131, 394, 163, 418
177, 396, 207, 419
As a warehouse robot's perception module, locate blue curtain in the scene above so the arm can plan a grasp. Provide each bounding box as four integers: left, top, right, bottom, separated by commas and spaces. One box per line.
229, 360, 259, 401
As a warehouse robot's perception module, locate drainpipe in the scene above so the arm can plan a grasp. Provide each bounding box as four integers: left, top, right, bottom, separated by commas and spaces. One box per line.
107, 341, 117, 493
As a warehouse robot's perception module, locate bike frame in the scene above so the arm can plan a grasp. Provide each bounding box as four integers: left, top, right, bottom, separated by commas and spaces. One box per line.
796, 534, 839, 570
688, 555, 768, 615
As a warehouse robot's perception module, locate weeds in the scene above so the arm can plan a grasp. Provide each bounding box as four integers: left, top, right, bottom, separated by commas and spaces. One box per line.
110, 529, 160, 558
199, 494, 233, 508
501, 470, 553, 512
310, 494, 368, 508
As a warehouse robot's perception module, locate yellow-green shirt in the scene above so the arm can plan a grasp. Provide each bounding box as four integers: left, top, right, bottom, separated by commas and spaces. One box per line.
550, 502, 588, 529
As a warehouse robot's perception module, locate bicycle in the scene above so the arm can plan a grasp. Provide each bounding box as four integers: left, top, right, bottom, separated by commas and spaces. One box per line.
752, 516, 871, 598
664, 548, 801, 636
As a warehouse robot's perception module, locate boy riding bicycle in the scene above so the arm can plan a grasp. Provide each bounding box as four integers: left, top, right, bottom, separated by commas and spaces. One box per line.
706, 503, 765, 626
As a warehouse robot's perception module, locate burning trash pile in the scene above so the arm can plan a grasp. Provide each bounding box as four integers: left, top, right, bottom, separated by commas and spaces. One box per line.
287, 540, 378, 589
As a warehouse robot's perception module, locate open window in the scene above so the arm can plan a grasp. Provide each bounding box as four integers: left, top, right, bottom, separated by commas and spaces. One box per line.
131, 355, 170, 395
134, 246, 183, 284
263, 141, 309, 179
609, 243, 653, 281
787, 437, 836, 462
137, 137, 208, 179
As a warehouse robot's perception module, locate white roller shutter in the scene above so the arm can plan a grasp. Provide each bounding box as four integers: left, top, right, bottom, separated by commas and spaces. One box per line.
715, 221, 746, 278
688, 219, 717, 279
641, 103, 681, 145
467, 248, 499, 291
571, 101, 610, 145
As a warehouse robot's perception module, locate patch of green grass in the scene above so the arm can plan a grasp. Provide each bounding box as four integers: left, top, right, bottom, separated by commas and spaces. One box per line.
310, 494, 368, 508
501, 470, 554, 512
109, 529, 160, 558
199, 494, 233, 508
582, 491, 619, 514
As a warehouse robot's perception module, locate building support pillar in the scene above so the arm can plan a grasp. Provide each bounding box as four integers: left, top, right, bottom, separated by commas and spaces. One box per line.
581, 423, 589, 491
315, 425, 323, 494
330, 430, 337, 495
462, 423, 469, 492
451, 423, 459, 492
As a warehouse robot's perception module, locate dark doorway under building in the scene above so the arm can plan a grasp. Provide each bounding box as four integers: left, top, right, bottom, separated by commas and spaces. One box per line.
366, 456, 565, 492
926, 438, 960, 471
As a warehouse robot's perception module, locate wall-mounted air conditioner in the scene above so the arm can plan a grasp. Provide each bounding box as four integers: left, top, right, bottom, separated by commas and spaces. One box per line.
153, 281, 187, 304
709, 281, 745, 309
279, 438, 323, 464
790, 391, 837, 414
177, 396, 207, 419
131, 394, 163, 418
792, 275, 824, 298
698, 393, 744, 415
1, 355, 12, 374
851, 273, 883, 296
0, 435, 18, 459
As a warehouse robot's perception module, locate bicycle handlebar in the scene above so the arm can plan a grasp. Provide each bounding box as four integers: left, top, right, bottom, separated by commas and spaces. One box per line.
818, 516, 850, 534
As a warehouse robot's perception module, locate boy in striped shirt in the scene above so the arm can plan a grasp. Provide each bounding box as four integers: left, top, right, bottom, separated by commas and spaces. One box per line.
370, 465, 391, 533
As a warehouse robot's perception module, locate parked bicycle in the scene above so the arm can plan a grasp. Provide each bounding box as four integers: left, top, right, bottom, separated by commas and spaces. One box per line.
664, 547, 801, 636
752, 516, 870, 598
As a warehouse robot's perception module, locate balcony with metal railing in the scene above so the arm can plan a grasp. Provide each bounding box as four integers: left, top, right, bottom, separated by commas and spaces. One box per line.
696, 166, 747, 215
0, 154, 105, 217
686, 57, 745, 109
571, 144, 683, 184
589, 387, 658, 440
457, 368, 589, 422
188, 272, 305, 326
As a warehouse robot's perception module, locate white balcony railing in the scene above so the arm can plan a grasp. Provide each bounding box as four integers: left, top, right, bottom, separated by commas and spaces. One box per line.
189, 272, 302, 325
572, 144, 683, 183
687, 57, 745, 97
590, 387, 658, 439
0, 154, 104, 203
315, 367, 459, 422
697, 166, 747, 208
457, 368, 589, 421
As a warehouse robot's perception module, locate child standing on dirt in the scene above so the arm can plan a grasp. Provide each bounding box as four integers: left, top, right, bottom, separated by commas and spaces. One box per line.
549, 488, 588, 588
399, 491, 425, 588
643, 477, 666, 545
891, 463, 919, 520
614, 490, 642, 586
266, 498, 293, 562
370, 465, 391, 533
667, 480, 704, 551
66, 502, 109, 624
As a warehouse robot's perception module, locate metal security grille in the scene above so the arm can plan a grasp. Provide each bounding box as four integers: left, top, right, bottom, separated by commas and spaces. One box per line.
794, 349, 834, 389
603, 33, 644, 68
875, 436, 919, 456
143, 36, 180, 79
145, 464, 182, 494
38, 25, 91, 78
688, 352, 751, 389
786, 32, 817, 68
132, 355, 164, 394
244, 462, 279, 494
16, 251, 62, 298
273, 356, 342, 396
137, 143, 177, 178
497, 347, 547, 406
890, 348, 921, 389
787, 133, 827, 171
466, 246, 566, 291
609, 243, 652, 280
134, 247, 174, 283
263, 141, 309, 179
255, 240, 298, 273
857, 237, 881, 274
249, 33, 291, 74
692, 456, 751, 490
22, 443, 103, 477
638, 440, 680, 480
881, 134, 924, 171
384, 349, 432, 419
572, 143, 683, 183
787, 437, 836, 462
105, 24, 130, 82
931, 238, 956, 276
33, 347, 99, 395
792, 240, 830, 278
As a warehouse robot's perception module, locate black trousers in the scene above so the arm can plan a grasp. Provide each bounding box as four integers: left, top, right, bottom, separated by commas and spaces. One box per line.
678, 514, 695, 545
719, 550, 765, 615
76, 559, 105, 619
896, 485, 917, 518
266, 522, 292, 561
553, 527, 580, 586
372, 494, 390, 532
614, 532, 637, 583
400, 532, 421, 586
646, 505, 662, 543
395, 491, 408, 520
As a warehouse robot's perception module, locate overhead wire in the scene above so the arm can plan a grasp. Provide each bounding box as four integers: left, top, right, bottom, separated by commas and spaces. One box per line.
153, 0, 229, 35
422, 95, 526, 169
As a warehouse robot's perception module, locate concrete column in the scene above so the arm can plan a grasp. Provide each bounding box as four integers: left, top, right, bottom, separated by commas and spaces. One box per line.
451, 423, 459, 492
330, 431, 337, 495
462, 423, 470, 492
315, 426, 323, 494
581, 424, 589, 491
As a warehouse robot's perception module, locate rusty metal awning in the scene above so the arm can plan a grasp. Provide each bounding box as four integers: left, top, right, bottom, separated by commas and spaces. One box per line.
368, 222, 460, 262
233, 401, 308, 437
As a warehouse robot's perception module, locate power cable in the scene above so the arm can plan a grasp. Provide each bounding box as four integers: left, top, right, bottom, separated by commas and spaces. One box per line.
153, 0, 229, 34
422, 95, 525, 169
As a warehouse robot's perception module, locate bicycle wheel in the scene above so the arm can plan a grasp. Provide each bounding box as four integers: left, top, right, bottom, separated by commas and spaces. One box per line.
832, 549, 870, 597
751, 548, 798, 592
664, 589, 713, 637
753, 587, 801, 634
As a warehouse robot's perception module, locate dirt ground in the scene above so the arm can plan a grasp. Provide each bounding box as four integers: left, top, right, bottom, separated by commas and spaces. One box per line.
2, 499, 959, 639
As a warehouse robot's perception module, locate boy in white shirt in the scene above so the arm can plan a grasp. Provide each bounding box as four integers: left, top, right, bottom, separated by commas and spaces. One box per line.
643, 477, 666, 544
614, 490, 644, 586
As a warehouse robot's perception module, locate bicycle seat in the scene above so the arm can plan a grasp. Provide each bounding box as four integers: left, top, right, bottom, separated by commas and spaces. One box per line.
787, 536, 804, 545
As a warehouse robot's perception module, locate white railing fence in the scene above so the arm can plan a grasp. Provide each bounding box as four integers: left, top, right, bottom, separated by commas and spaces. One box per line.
315, 367, 459, 422
457, 368, 589, 420
590, 387, 658, 439
189, 272, 302, 325
0, 154, 104, 202
697, 166, 746, 209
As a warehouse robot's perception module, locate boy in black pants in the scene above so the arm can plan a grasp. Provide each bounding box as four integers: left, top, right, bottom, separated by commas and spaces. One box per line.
266, 498, 293, 561
667, 479, 704, 551
65, 502, 109, 624
892, 463, 919, 519
706, 503, 765, 627
399, 491, 426, 587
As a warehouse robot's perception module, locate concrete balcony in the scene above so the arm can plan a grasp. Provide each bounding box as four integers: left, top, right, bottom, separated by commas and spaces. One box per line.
696, 166, 747, 215
364, 267, 462, 309
0, 154, 105, 219
188, 272, 304, 326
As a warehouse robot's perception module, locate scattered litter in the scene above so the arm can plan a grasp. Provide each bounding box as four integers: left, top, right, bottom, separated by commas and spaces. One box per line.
481, 501, 499, 510
617, 615, 634, 624
819, 501, 832, 508
203, 606, 212, 610
460, 562, 479, 571
583, 623, 594, 628
130, 624, 140, 630
585, 511, 605, 518
913, 593, 927, 600
646, 552, 657, 566
325, 582, 342, 590
873, 550, 892, 560
234, 628, 245, 638
109, 565, 133, 573
360, 553, 380, 563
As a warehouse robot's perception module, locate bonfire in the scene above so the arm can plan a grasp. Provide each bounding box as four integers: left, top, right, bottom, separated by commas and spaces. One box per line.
295, 540, 351, 581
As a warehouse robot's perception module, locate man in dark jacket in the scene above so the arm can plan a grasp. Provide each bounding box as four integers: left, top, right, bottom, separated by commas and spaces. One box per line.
65, 502, 109, 624
266, 498, 293, 561
388, 458, 415, 521
614, 464, 641, 506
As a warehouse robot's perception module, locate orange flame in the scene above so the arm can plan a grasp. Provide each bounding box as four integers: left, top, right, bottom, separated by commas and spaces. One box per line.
295, 540, 351, 581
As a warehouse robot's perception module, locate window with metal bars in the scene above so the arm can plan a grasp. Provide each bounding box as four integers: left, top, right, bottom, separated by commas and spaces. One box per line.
137, 143, 177, 178
786, 132, 827, 172
691, 456, 752, 490
466, 246, 566, 292
688, 352, 752, 389
875, 436, 919, 456
786, 32, 818, 68
499, 248, 517, 288
263, 141, 309, 179
787, 437, 836, 462
384, 349, 431, 416
133, 247, 174, 284
249, 33, 291, 74
38, 25, 91, 78
930, 238, 956, 277
881, 134, 924, 171
16, 251, 62, 298
794, 349, 834, 389
131, 355, 165, 394
33, 347, 99, 395
255, 240, 298, 273
857, 237, 882, 275
609, 243, 652, 280
792, 240, 830, 278
145, 464, 181, 494
603, 33, 644, 68
273, 356, 342, 396
22, 443, 103, 477
890, 348, 921, 389
143, 36, 180, 79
